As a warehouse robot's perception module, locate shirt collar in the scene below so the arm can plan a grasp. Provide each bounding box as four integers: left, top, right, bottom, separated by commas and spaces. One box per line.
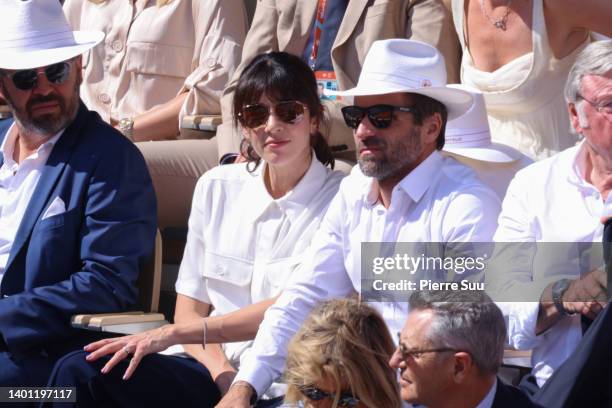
475, 378, 497, 408
0, 123, 64, 167
364, 150, 443, 207
243, 153, 329, 222
569, 140, 588, 185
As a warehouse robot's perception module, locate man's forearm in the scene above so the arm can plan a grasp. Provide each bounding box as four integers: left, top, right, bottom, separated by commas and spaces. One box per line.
536, 283, 563, 335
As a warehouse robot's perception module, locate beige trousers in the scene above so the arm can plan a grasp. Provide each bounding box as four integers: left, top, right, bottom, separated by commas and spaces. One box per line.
136, 139, 218, 229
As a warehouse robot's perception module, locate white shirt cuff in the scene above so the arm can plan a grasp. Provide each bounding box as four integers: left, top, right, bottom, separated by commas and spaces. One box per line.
234, 359, 276, 399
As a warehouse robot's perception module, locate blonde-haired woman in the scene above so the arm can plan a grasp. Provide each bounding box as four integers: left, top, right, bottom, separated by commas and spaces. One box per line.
284, 298, 402, 408
63, 0, 247, 228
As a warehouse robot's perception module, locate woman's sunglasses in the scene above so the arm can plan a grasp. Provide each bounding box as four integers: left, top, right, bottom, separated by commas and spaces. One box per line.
297, 384, 360, 407
341, 104, 415, 129
1, 61, 72, 91
238, 100, 308, 129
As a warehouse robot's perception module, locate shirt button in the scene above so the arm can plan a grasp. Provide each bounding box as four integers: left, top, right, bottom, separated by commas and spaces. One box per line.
206, 58, 216, 68
98, 93, 111, 104
215, 265, 226, 276
111, 40, 123, 52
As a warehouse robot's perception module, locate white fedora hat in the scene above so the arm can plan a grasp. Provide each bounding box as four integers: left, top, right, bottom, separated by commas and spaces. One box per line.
0, 0, 104, 70
443, 84, 524, 163
329, 39, 472, 120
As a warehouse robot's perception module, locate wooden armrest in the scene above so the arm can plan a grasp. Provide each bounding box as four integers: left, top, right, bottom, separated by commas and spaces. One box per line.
181, 115, 222, 132
87, 313, 167, 328
503, 348, 533, 369
72, 311, 144, 328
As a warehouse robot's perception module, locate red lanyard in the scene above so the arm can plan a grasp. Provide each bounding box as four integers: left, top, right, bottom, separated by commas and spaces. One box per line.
309, 0, 328, 70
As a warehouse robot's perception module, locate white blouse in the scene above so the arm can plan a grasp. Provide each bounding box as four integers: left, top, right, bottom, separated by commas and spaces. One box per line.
172, 156, 344, 370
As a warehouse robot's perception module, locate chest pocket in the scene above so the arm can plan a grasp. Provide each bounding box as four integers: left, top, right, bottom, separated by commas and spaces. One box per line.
124, 42, 193, 79
202, 251, 253, 299
253, 256, 303, 301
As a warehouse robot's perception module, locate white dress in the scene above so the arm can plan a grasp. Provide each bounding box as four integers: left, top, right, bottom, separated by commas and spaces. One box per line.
452, 0, 588, 160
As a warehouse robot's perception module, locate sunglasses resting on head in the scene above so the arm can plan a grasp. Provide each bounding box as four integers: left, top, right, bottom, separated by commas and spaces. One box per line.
297, 384, 360, 408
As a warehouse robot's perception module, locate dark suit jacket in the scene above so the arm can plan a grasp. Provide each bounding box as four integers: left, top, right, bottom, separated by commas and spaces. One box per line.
492, 378, 542, 408
534, 305, 612, 408
0, 103, 156, 356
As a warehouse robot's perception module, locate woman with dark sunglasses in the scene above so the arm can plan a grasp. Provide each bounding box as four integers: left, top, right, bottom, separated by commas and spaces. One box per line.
45, 52, 344, 408
284, 298, 402, 408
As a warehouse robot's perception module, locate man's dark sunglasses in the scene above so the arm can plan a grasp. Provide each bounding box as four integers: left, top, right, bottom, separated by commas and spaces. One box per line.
341, 104, 415, 129
297, 384, 360, 407
238, 100, 308, 129
2, 62, 72, 91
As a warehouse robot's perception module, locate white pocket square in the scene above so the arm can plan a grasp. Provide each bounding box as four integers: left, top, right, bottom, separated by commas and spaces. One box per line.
42, 196, 66, 220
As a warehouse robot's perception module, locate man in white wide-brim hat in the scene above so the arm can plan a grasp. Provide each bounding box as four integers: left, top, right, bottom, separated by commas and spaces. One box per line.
0, 0, 156, 386
218, 39, 502, 408
442, 85, 533, 200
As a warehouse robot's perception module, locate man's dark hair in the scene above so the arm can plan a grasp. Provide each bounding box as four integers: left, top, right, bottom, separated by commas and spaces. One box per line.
409, 93, 448, 150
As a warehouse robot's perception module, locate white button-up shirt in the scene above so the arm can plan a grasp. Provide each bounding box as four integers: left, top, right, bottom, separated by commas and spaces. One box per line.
493, 141, 603, 386
170, 156, 344, 377
0, 125, 63, 285
235, 151, 501, 396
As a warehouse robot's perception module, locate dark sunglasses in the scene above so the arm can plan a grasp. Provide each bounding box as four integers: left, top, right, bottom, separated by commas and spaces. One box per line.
2, 62, 72, 91
341, 104, 414, 129
297, 385, 360, 407
238, 100, 308, 129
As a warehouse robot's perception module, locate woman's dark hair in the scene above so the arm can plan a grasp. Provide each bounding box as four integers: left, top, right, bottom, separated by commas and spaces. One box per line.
233, 52, 334, 170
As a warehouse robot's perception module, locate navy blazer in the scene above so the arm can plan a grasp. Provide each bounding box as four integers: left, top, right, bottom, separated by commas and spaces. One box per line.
0, 104, 157, 354
492, 378, 543, 408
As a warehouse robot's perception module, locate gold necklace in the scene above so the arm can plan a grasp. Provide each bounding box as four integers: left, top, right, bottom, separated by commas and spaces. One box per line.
479, 0, 513, 31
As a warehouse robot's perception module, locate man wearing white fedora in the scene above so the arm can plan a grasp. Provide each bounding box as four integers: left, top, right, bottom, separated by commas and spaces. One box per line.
442, 85, 533, 200
0, 0, 156, 386
217, 39, 501, 408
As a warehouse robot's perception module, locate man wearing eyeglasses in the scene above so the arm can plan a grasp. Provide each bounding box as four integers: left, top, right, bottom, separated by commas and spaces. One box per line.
0, 0, 156, 386
390, 290, 539, 408
490, 40, 612, 393
217, 39, 501, 408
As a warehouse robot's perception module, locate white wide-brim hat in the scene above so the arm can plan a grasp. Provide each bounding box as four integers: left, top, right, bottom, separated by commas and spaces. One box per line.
0, 0, 104, 70
443, 84, 525, 163
328, 39, 473, 120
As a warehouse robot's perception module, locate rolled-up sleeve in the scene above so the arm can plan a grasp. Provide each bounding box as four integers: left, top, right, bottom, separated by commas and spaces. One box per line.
174, 177, 212, 304
179, 0, 247, 123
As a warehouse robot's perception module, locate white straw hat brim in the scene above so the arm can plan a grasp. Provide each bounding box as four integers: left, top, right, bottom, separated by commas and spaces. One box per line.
443, 142, 524, 163
0, 30, 104, 70
327, 85, 473, 120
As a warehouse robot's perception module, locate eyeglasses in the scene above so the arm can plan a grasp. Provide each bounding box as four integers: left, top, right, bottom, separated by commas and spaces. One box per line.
341, 104, 415, 129
297, 385, 360, 407
581, 95, 612, 116
1, 62, 72, 91
238, 100, 308, 129
396, 333, 457, 362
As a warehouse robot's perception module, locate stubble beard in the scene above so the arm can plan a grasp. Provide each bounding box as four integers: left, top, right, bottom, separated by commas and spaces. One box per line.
358, 127, 423, 180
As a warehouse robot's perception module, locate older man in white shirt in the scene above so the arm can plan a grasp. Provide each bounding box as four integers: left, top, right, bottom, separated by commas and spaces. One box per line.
492, 40, 612, 390
216, 39, 501, 408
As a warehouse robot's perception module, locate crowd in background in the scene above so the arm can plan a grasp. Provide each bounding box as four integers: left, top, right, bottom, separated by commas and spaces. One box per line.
0, 0, 611, 407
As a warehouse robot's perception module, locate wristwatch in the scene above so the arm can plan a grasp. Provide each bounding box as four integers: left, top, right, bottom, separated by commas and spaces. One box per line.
118, 117, 134, 141
551, 279, 573, 316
